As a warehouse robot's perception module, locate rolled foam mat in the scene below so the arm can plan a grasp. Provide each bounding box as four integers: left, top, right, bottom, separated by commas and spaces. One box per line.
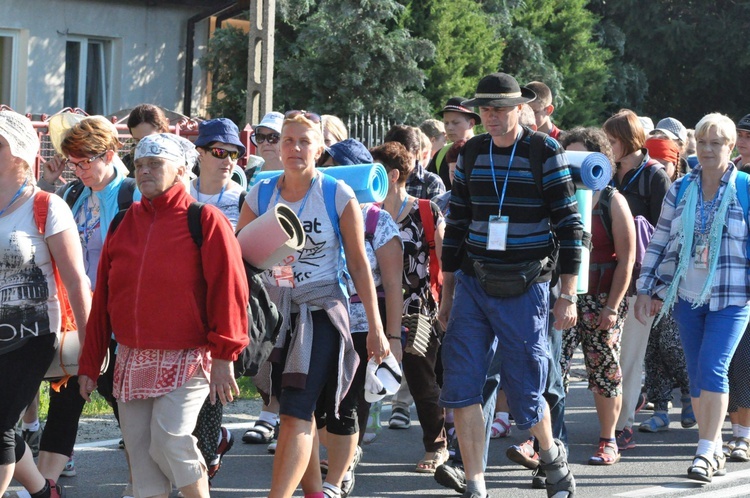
565, 151, 612, 191
575, 189, 592, 295
253, 163, 389, 203
236, 204, 305, 270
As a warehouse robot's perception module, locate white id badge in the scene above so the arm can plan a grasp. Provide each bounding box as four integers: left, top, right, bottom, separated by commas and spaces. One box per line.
487, 215, 509, 251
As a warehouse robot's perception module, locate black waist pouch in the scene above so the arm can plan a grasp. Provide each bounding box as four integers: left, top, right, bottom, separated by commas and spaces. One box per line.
472, 258, 546, 298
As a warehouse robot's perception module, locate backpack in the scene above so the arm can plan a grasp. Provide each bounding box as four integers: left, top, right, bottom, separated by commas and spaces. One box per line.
596, 185, 655, 296
33, 191, 78, 391
109, 203, 283, 379
59, 178, 137, 211
418, 199, 443, 303
673, 171, 750, 261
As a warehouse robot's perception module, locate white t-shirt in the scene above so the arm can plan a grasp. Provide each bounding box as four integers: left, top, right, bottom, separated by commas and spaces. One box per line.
347, 204, 401, 333
190, 182, 244, 230
0, 191, 76, 354
247, 174, 354, 287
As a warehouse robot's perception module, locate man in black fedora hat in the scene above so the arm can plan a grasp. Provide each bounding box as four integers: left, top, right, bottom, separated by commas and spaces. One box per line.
437, 72, 581, 498
427, 97, 481, 189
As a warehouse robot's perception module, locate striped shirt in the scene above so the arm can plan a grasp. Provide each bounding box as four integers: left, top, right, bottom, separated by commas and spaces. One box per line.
637, 164, 750, 311
442, 128, 583, 275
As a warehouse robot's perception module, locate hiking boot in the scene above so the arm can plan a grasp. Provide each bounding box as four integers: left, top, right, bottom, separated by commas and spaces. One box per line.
22, 428, 42, 458
434, 462, 467, 493
60, 453, 76, 477
207, 427, 234, 480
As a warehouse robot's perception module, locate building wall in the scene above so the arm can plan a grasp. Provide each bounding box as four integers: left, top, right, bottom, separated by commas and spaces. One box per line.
0, 0, 213, 116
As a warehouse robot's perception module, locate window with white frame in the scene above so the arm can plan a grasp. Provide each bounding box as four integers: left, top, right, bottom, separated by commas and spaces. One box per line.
64, 37, 112, 115
0, 30, 18, 108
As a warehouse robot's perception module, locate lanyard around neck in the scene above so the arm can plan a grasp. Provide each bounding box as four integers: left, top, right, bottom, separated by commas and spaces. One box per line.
0, 179, 28, 218
195, 178, 226, 205
488, 132, 521, 216
621, 160, 647, 191
274, 173, 317, 217
396, 195, 410, 220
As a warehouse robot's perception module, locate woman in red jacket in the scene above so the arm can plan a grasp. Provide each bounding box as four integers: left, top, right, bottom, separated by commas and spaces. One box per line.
78, 133, 249, 498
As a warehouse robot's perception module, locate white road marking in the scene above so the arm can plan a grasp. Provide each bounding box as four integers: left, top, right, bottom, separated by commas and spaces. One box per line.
614, 469, 750, 497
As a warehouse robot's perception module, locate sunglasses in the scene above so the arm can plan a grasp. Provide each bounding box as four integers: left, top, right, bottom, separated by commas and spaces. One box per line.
251, 132, 281, 146
284, 110, 322, 124
66, 151, 107, 171
208, 147, 240, 160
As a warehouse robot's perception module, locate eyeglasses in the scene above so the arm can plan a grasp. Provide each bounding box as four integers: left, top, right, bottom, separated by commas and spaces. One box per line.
208, 147, 240, 160
284, 110, 321, 124
251, 132, 281, 146
66, 151, 107, 171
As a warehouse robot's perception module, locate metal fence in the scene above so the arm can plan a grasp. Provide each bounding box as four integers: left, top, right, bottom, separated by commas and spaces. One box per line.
346, 114, 393, 148
0, 106, 255, 182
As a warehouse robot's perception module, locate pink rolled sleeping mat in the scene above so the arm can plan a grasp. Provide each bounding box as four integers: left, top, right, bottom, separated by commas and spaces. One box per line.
236, 204, 305, 270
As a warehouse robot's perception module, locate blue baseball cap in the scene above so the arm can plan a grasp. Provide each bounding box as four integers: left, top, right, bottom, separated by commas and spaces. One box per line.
194, 118, 246, 158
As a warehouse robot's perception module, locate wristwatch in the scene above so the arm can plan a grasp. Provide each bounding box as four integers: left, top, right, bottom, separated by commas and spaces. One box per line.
560, 293, 578, 304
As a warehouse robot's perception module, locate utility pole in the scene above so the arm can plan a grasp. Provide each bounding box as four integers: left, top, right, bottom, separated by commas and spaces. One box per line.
245, 0, 275, 126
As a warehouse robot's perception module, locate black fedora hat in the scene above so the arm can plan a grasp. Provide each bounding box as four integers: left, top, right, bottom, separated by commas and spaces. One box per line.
462, 73, 536, 108
438, 97, 482, 125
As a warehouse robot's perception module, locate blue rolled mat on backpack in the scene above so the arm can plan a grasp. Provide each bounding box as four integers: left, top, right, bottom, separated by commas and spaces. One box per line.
565, 151, 612, 191
253, 163, 389, 203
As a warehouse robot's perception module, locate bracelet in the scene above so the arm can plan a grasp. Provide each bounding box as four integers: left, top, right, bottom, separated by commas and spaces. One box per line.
387, 335, 401, 340
603, 305, 618, 314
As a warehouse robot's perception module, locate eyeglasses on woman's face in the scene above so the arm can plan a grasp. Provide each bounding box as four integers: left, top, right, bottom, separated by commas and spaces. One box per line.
66, 151, 107, 171
207, 147, 240, 160
251, 132, 281, 146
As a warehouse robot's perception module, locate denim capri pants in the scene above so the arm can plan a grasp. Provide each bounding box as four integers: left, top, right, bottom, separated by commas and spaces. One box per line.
440, 271, 550, 431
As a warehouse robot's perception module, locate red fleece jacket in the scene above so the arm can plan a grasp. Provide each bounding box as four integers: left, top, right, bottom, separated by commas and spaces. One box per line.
79, 185, 249, 381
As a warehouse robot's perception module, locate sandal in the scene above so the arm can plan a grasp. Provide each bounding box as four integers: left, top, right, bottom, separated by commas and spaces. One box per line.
540, 440, 576, 497
389, 406, 411, 429
687, 454, 716, 483
242, 419, 277, 444
415, 446, 449, 473
490, 416, 511, 439
681, 398, 697, 428
638, 412, 670, 433
506, 437, 540, 470
722, 438, 737, 458
731, 437, 750, 462
588, 440, 620, 466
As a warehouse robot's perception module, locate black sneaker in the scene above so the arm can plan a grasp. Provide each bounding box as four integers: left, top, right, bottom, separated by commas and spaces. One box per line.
434, 462, 467, 493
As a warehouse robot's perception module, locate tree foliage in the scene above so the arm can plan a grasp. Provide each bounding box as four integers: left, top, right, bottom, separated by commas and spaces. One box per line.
199, 26, 249, 127
274, 0, 435, 123
596, 0, 750, 126
399, 0, 504, 113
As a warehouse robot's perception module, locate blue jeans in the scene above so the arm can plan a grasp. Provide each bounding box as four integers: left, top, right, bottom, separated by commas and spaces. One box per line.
674, 299, 750, 397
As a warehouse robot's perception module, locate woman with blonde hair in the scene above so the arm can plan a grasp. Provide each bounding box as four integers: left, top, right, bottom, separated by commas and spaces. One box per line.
321, 114, 348, 147
237, 111, 387, 498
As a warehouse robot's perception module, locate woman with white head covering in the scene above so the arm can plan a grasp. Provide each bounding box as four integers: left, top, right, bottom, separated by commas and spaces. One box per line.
0, 110, 90, 498
78, 133, 249, 498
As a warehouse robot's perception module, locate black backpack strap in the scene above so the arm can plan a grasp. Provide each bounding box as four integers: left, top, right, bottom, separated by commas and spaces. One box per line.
594, 186, 616, 241
187, 202, 205, 248
58, 180, 86, 209
528, 131, 546, 198
117, 178, 137, 211
238, 191, 247, 211
460, 134, 491, 183
108, 209, 128, 236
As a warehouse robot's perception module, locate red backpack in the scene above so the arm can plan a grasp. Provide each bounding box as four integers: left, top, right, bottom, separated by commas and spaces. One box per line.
418, 199, 443, 303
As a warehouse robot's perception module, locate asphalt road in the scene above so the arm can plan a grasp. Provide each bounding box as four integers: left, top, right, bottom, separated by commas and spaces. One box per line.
9, 381, 750, 497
